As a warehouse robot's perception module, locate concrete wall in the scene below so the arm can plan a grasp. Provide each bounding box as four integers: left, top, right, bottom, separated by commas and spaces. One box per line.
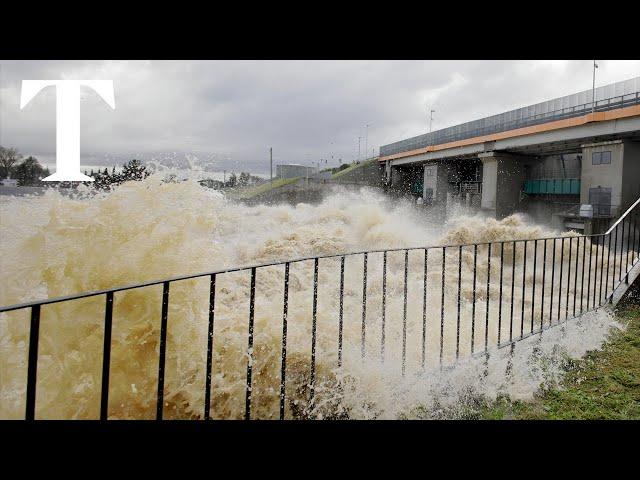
388, 165, 421, 197
528, 153, 581, 178
622, 140, 640, 209
580, 140, 624, 214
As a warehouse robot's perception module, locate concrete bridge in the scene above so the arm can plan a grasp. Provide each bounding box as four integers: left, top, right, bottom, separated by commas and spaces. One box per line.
379, 77, 640, 232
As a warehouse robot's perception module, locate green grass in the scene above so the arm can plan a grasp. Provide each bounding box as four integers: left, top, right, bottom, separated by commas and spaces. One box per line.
232, 177, 301, 200
331, 158, 378, 179
477, 282, 640, 420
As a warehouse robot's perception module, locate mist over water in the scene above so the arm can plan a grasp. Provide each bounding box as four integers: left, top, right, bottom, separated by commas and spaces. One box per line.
0, 174, 622, 419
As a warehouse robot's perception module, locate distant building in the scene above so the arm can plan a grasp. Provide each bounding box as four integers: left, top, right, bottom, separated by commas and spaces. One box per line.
276, 164, 318, 179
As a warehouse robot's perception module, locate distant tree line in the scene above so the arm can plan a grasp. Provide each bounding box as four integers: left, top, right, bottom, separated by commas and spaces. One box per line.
199, 171, 263, 190
2, 146, 263, 192
0, 146, 50, 186
85, 159, 149, 190
0, 146, 151, 190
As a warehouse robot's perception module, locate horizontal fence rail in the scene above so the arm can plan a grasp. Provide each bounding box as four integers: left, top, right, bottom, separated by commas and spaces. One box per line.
2, 198, 639, 420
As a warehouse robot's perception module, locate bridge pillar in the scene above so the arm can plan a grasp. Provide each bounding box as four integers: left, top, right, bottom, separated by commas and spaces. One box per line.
479, 151, 528, 219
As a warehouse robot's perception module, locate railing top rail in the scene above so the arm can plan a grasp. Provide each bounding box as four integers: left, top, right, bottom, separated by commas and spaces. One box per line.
605, 196, 640, 235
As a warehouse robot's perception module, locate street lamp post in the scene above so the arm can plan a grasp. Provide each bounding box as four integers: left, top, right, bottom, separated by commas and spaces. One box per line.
592, 60, 598, 113
364, 123, 371, 161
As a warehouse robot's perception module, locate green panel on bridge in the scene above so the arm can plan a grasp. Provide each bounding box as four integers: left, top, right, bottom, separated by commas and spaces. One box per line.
524, 178, 580, 195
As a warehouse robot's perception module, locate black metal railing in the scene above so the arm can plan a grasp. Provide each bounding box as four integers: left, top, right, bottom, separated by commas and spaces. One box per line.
380, 90, 640, 157
2, 198, 639, 420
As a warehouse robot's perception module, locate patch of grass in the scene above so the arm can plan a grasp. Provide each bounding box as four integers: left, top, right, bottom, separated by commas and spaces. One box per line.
483, 282, 640, 420
233, 177, 301, 200
331, 159, 377, 179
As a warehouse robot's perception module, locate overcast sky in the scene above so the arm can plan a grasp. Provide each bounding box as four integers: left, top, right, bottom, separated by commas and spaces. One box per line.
1, 60, 638, 174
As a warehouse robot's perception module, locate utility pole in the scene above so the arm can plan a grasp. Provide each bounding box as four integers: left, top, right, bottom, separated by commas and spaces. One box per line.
358, 136, 362, 162
429, 109, 435, 134
270, 147, 273, 184
329, 141, 335, 166
364, 124, 370, 161
592, 60, 599, 113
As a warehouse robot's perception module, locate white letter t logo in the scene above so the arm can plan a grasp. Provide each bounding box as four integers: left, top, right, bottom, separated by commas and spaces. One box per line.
20, 80, 115, 182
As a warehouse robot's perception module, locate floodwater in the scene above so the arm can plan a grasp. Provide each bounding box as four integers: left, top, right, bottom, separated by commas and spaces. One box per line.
0, 174, 623, 419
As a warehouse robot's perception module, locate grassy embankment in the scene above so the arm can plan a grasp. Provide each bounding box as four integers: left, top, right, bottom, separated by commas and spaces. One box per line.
228, 177, 301, 200
474, 279, 640, 420
330, 158, 378, 179
226, 159, 378, 200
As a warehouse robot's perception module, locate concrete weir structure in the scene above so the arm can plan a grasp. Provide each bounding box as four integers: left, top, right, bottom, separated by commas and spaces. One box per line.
379, 77, 640, 232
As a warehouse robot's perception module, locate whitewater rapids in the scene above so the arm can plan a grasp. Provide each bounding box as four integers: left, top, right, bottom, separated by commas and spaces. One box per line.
0, 176, 623, 419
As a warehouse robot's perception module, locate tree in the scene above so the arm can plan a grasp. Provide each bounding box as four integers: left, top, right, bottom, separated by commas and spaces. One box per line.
93, 166, 117, 190
14, 156, 47, 186
0, 146, 23, 179
227, 172, 237, 188
91, 160, 147, 191
121, 159, 148, 182
238, 172, 250, 186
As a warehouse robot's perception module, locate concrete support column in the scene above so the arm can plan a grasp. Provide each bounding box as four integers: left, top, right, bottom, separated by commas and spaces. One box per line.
480, 156, 498, 214
384, 161, 392, 185
390, 165, 403, 190
479, 151, 528, 219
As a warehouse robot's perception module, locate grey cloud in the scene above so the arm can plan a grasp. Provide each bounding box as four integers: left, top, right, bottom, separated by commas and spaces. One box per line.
1, 60, 638, 174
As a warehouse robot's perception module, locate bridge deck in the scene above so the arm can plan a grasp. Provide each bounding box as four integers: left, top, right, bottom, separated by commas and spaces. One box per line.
380, 77, 640, 161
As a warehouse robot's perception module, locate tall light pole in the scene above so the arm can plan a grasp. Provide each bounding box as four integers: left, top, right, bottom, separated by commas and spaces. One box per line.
364, 123, 371, 161
269, 147, 273, 184
358, 136, 362, 162
429, 109, 435, 133
592, 60, 599, 113
329, 141, 335, 166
